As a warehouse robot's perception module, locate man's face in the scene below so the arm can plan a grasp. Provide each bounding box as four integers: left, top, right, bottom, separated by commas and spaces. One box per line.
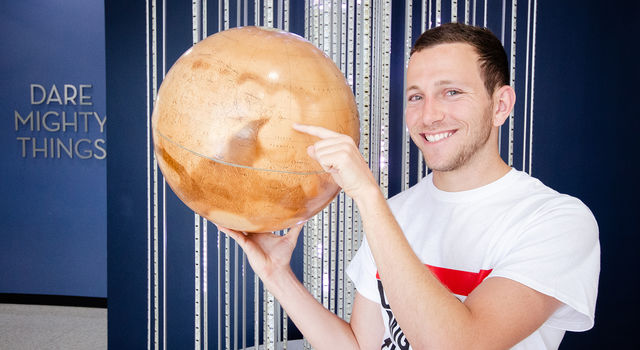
406, 43, 496, 173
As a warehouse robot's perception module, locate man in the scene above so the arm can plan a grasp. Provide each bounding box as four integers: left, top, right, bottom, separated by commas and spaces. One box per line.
220, 23, 600, 349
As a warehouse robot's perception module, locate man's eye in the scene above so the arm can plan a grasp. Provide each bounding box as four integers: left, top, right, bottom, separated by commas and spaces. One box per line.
446, 90, 461, 96
409, 95, 422, 101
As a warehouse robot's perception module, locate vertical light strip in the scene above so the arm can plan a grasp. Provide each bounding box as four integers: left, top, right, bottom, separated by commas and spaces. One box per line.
522, 0, 532, 172
330, 2, 339, 314
464, 0, 470, 24
284, 0, 289, 31
266, 2, 276, 347
254, 0, 260, 26
336, 0, 347, 321
254, 272, 259, 350
201, 2, 208, 347
265, 0, 274, 27
528, 0, 538, 175
202, 218, 208, 350
252, 16, 259, 350
322, 0, 330, 55
191, 2, 201, 349
162, 177, 167, 350
277, 0, 283, 29
304, 0, 309, 40
225, 0, 230, 29
220, 2, 233, 347
361, 0, 371, 170
234, 240, 238, 350
484, 0, 488, 27
244, 0, 248, 26
436, 0, 442, 27
263, 286, 266, 348
225, 234, 231, 350
203, 0, 208, 35
161, 1, 168, 348
322, 210, 329, 310
266, 286, 275, 350
427, 0, 431, 31
418, 0, 428, 181
344, 0, 356, 323
194, 216, 201, 350
314, 215, 321, 304
473, 0, 477, 25
283, 307, 288, 350
337, 193, 345, 318
313, 2, 319, 50
380, 0, 391, 199
217, 231, 221, 350
370, 0, 379, 186
242, 251, 247, 350
145, 0, 151, 348
451, 0, 458, 22
237, 0, 241, 28
332, 0, 339, 62
508, 0, 517, 167
241, 7, 248, 350
328, 1, 338, 316
401, 0, 412, 191
150, 0, 160, 348
330, 201, 337, 313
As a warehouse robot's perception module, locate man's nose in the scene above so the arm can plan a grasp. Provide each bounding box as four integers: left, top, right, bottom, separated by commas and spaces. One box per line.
421, 97, 445, 125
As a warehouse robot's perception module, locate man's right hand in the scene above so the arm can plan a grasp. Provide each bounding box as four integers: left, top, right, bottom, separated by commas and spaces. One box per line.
216, 224, 304, 282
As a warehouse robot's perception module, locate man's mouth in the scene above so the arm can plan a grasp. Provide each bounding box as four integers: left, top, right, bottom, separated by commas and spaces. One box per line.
423, 131, 454, 143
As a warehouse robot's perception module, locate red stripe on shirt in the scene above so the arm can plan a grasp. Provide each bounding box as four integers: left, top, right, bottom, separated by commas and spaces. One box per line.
376, 265, 493, 297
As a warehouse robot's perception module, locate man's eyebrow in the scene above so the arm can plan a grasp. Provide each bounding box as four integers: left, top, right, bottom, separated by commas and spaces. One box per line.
406, 80, 464, 92
434, 80, 456, 86
406, 84, 420, 91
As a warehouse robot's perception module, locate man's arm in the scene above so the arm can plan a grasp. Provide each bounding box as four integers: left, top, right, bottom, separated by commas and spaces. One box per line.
295, 123, 562, 349
355, 188, 561, 349
219, 227, 384, 349
351, 292, 385, 349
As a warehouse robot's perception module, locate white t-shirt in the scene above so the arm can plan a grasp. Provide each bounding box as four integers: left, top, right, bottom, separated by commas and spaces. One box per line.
347, 169, 600, 350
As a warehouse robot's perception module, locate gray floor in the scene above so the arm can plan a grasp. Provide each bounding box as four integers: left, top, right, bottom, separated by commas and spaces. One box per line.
0, 304, 107, 350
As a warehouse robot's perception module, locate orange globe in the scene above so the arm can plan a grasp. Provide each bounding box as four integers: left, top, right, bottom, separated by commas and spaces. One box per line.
152, 26, 360, 233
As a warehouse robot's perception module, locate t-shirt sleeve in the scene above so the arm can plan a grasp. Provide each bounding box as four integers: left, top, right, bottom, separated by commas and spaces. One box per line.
489, 197, 600, 331
346, 235, 380, 303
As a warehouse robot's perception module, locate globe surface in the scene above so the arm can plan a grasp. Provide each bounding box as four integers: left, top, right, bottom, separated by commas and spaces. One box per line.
152, 26, 360, 233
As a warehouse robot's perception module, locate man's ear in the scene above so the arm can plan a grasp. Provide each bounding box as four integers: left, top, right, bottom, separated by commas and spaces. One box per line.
492, 85, 516, 127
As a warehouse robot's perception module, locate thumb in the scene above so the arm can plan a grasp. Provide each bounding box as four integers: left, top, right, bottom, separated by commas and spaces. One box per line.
217, 225, 248, 249
284, 223, 304, 247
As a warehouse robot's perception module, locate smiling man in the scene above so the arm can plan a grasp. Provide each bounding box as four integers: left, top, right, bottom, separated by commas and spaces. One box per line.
221, 23, 600, 349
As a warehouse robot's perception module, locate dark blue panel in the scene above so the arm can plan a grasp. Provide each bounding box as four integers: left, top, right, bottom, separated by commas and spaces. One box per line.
534, 0, 640, 348
105, 0, 148, 348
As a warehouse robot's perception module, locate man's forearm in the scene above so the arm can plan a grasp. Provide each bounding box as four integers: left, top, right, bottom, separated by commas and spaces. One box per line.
264, 267, 360, 350
353, 188, 477, 349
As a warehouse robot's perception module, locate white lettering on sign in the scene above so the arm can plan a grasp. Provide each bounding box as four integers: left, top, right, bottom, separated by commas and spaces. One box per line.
15, 83, 106, 160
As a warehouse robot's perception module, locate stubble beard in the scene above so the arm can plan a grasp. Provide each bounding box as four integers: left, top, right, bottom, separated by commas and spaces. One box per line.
423, 109, 494, 173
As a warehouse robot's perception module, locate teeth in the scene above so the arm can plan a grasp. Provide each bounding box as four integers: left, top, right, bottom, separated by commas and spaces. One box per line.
425, 132, 453, 142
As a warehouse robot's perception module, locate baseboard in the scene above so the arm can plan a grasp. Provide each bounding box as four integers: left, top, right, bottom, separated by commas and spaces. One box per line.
0, 293, 107, 308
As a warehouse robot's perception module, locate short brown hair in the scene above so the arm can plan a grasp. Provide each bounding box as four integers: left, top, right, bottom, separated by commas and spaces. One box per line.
411, 23, 509, 96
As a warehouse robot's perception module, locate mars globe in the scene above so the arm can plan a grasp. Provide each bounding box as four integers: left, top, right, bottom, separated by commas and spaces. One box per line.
151, 26, 360, 233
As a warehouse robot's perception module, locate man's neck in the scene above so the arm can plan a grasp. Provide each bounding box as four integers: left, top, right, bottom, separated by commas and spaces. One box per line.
431, 155, 512, 192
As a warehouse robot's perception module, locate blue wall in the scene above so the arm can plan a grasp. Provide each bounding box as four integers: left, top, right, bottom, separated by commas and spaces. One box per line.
0, 0, 106, 298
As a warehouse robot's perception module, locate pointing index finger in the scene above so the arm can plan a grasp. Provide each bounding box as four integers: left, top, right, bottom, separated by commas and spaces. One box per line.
292, 123, 342, 139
